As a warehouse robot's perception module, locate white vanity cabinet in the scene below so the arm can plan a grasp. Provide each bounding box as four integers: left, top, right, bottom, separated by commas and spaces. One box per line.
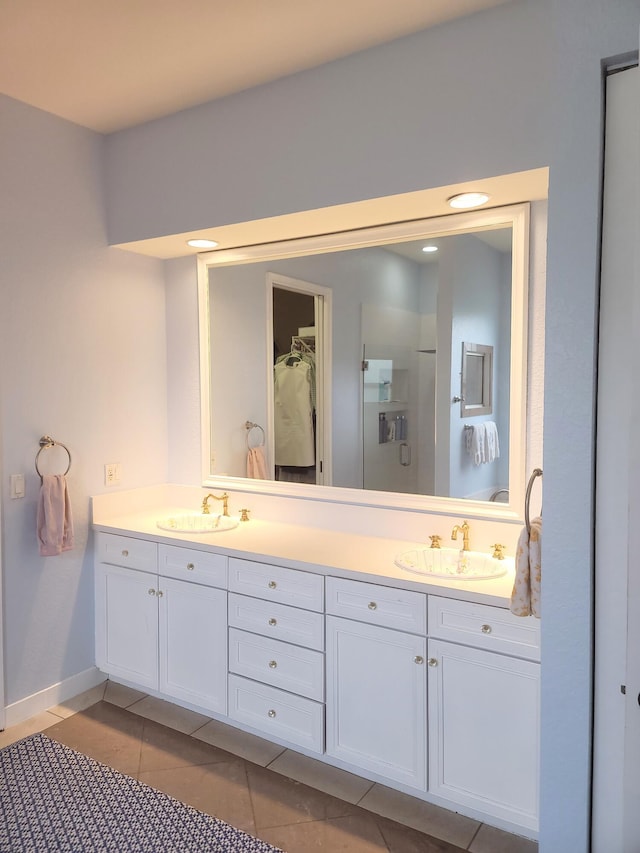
325, 577, 428, 790
95, 533, 228, 716
427, 596, 540, 832
227, 557, 326, 753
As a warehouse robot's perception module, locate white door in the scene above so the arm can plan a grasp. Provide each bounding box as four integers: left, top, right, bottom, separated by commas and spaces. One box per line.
427, 639, 539, 832
325, 615, 427, 790
158, 577, 227, 715
593, 61, 640, 852
95, 563, 158, 690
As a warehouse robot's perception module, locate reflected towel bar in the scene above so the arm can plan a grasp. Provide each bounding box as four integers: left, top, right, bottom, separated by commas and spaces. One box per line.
245, 421, 265, 448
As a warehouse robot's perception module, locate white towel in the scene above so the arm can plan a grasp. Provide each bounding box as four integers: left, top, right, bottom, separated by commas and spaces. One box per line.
484, 421, 500, 463
510, 517, 542, 618
466, 423, 487, 465
465, 422, 500, 465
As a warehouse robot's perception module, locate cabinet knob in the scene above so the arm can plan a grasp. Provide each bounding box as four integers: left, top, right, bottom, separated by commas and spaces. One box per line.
268, 581, 277, 589
414, 655, 424, 665
268, 618, 277, 627
157, 590, 164, 598
186, 562, 195, 571
122, 550, 129, 557
428, 658, 438, 667
267, 709, 277, 718
368, 601, 377, 610
268, 660, 278, 669
481, 624, 492, 634
148, 588, 156, 596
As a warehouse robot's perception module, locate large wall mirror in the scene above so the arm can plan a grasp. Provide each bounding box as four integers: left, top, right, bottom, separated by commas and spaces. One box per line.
198, 203, 529, 518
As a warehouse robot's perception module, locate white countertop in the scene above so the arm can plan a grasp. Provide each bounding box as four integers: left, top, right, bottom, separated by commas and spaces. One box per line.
93, 509, 516, 608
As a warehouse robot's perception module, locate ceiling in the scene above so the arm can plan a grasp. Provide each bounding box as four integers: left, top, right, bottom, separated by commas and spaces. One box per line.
0, 0, 510, 134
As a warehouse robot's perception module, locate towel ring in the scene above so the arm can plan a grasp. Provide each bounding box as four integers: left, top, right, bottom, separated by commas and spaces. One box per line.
245, 421, 265, 449
35, 435, 72, 483
525, 468, 543, 534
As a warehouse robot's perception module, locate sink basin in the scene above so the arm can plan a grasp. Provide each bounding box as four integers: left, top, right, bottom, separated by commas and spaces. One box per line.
394, 547, 511, 580
156, 513, 239, 533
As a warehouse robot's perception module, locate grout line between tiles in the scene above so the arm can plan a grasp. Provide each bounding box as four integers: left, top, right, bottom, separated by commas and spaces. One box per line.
354, 780, 376, 805
466, 821, 483, 850
263, 746, 287, 768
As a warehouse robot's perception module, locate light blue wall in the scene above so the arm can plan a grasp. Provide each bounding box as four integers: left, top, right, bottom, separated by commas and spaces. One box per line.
0, 95, 168, 706
103, 1, 640, 848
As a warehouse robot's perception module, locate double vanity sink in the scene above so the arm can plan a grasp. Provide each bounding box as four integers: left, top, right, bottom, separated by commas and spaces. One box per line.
157, 513, 240, 533
394, 547, 510, 581
156, 501, 511, 581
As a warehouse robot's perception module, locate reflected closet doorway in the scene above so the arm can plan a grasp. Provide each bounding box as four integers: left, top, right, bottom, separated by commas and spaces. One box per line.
266, 273, 332, 486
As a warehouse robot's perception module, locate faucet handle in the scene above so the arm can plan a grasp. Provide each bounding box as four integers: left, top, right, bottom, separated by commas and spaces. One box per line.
240, 508, 251, 522
429, 535, 442, 549
491, 543, 506, 560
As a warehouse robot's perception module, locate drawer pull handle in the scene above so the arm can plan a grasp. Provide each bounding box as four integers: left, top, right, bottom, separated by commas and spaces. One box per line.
268, 709, 277, 718
268, 581, 277, 590
414, 655, 424, 665
268, 618, 277, 627
368, 601, 377, 610
148, 588, 156, 596
428, 658, 438, 667
481, 624, 492, 634
122, 550, 129, 557
268, 660, 278, 669
186, 563, 195, 571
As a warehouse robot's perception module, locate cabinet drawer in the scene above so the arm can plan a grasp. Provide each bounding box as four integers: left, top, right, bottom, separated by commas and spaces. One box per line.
428, 596, 540, 661
95, 532, 157, 574
228, 674, 324, 753
229, 628, 324, 701
326, 577, 427, 634
159, 544, 227, 589
228, 558, 324, 612
228, 593, 324, 651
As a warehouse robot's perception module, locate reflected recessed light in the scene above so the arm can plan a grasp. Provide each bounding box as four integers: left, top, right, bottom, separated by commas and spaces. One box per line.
422, 245, 438, 253
187, 238, 219, 249
447, 192, 490, 209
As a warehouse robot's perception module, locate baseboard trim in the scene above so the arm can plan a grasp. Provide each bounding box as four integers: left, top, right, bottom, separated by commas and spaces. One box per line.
4, 667, 106, 729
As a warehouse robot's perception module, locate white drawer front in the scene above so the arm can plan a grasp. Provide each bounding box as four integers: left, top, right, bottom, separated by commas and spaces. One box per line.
95, 532, 157, 574
229, 628, 324, 701
228, 558, 324, 612
159, 544, 227, 589
428, 596, 540, 661
228, 674, 324, 753
326, 576, 427, 634
228, 593, 324, 651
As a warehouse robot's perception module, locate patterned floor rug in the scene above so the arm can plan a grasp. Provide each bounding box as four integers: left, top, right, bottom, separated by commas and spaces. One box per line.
0, 733, 284, 852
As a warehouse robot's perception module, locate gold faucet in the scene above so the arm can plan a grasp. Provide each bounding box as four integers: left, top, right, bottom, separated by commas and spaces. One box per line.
202, 492, 229, 516
451, 520, 470, 551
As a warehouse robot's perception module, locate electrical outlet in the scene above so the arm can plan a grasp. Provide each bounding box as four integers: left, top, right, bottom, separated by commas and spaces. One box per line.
104, 463, 121, 486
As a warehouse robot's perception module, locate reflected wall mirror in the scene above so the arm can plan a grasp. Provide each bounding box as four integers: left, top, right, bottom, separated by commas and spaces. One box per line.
198, 203, 529, 518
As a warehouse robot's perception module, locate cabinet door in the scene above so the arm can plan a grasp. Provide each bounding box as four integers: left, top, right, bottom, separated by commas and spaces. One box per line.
326, 616, 427, 790
95, 563, 158, 690
428, 639, 539, 832
158, 577, 227, 716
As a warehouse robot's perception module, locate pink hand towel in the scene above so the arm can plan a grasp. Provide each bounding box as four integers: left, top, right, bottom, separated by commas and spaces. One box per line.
37, 474, 74, 556
510, 516, 541, 618
247, 446, 268, 479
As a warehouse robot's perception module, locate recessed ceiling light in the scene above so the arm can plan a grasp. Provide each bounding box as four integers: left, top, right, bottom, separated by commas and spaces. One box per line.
422, 245, 438, 253
447, 192, 490, 209
187, 238, 218, 249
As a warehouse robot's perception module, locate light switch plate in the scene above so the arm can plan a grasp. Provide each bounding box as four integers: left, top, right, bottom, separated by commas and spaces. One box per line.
10, 474, 25, 499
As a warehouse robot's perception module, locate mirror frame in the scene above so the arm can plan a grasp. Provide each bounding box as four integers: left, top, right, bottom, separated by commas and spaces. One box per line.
197, 202, 529, 521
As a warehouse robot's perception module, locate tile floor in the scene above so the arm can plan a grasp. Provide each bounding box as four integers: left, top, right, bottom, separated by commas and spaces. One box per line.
0, 681, 538, 853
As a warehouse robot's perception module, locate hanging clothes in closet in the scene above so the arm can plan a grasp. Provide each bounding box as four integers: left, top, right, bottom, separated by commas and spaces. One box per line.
274, 337, 316, 468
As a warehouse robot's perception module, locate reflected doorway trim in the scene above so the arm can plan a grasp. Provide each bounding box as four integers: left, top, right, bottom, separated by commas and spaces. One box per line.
266, 273, 333, 486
